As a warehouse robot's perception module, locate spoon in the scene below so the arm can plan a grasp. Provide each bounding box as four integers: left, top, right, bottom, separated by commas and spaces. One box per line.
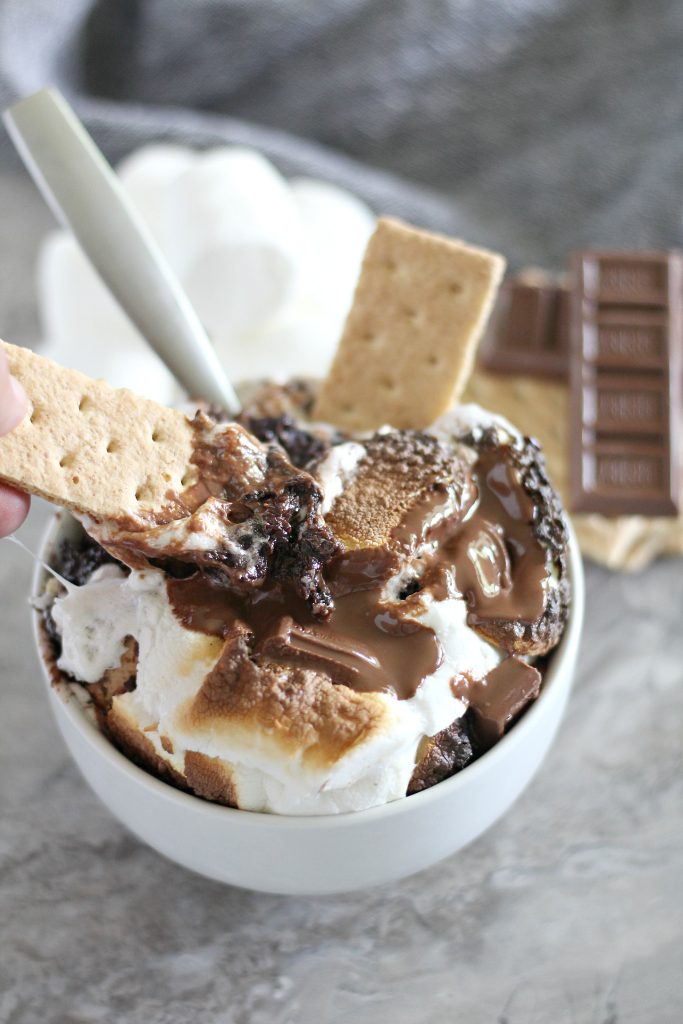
3, 87, 240, 413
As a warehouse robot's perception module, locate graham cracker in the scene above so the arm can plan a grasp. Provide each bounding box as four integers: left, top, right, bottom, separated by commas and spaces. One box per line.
313, 217, 505, 431
0, 341, 197, 521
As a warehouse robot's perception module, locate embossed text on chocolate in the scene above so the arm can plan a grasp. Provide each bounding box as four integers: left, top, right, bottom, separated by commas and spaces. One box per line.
570, 250, 682, 516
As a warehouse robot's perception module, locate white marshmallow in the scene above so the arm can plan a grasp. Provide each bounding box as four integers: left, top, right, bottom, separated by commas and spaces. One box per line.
289, 177, 375, 319
116, 143, 196, 258
37, 232, 178, 404
315, 441, 367, 513
52, 566, 135, 684
165, 147, 305, 344
36, 144, 378, 391
51, 554, 500, 816
432, 403, 521, 443
224, 301, 346, 383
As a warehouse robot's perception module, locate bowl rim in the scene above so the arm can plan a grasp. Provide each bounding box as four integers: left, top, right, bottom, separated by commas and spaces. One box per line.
31, 511, 585, 830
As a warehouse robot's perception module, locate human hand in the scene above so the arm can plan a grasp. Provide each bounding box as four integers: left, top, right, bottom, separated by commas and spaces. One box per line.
0, 347, 30, 535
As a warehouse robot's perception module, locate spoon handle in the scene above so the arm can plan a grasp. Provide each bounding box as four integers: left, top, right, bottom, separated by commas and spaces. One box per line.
3, 88, 240, 413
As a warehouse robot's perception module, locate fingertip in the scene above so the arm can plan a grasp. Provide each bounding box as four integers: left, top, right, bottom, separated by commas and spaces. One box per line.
10, 372, 28, 410
0, 486, 30, 537
0, 373, 28, 434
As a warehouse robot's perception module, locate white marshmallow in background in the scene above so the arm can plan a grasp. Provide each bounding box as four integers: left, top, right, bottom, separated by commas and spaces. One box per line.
37, 232, 178, 404
222, 178, 375, 382
117, 144, 196, 253
226, 305, 345, 383
165, 147, 305, 344
289, 177, 375, 320
37, 143, 375, 396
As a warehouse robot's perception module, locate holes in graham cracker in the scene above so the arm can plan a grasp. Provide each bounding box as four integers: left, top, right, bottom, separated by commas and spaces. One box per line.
449, 282, 463, 296
29, 405, 40, 425
379, 377, 396, 393
59, 452, 81, 485
151, 427, 164, 443
426, 353, 440, 367
106, 440, 120, 454
78, 395, 93, 413
135, 479, 154, 503
180, 472, 192, 488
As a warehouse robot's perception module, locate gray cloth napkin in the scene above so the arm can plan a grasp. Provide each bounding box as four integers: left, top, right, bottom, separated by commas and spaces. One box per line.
1, 0, 683, 270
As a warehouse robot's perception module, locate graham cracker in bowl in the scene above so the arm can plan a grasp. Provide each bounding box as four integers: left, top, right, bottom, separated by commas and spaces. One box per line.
314, 216, 505, 431
0, 340, 198, 521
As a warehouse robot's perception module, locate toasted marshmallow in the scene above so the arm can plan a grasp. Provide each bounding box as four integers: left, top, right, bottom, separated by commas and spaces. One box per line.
315, 441, 367, 514
52, 551, 499, 814
49, 406, 569, 815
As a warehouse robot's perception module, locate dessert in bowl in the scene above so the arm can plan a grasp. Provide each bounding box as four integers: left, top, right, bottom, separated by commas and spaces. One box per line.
3, 217, 583, 892
32, 478, 583, 894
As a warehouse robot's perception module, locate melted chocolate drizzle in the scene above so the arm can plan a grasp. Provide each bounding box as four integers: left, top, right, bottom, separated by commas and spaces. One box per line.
167, 430, 561, 708
100, 417, 340, 618
168, 550, 442, 700
424, 446, 548, 627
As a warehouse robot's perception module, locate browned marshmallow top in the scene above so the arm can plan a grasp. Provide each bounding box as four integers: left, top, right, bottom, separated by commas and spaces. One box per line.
158, 425, 564, 703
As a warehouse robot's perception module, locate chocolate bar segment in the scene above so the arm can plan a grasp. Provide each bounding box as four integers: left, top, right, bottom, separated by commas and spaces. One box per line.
464, 657, 541, 752
478, 275, 570, 377
570, 250, 682, 517
584, 309, 670, 370
580, 251, 673, 308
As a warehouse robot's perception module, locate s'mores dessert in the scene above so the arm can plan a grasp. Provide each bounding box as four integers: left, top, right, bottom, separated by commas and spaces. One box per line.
1, 218, 572, 815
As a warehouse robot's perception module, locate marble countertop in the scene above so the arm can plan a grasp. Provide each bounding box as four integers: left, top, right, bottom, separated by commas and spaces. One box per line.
0, 171, 682, 1024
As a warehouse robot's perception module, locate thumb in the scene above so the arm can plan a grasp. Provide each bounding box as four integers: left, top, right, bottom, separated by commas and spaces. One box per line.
0, 348, 28, 435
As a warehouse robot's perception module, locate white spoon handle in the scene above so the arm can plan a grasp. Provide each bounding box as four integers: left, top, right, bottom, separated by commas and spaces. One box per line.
3, 88, 240, 413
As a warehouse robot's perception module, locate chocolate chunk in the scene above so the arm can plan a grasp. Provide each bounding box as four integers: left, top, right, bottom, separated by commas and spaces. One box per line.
259, 615, 370, 687
479, 276, 570, 378
465, 657, 541, 752
59, 535, 120, 586
407, 718, 474, 794
570, 250, 682, 516
119, 418, 341, 619
266, 466, 341, 617
42, 605, 62, 658
238, 414, 331, 470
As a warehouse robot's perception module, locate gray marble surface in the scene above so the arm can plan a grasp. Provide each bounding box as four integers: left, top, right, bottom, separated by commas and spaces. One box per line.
1, 173, 682, 1024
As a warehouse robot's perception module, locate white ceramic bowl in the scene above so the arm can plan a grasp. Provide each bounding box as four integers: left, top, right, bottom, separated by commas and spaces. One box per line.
32, 512, 584, 895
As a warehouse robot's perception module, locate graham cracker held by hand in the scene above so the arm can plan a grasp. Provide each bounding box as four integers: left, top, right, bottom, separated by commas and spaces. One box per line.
313, 217, 505, 431
0, 341, 198, 521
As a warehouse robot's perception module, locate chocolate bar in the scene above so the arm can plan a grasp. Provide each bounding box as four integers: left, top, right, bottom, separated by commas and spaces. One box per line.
570, 250, 682, 517
478, 275, 570, 377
